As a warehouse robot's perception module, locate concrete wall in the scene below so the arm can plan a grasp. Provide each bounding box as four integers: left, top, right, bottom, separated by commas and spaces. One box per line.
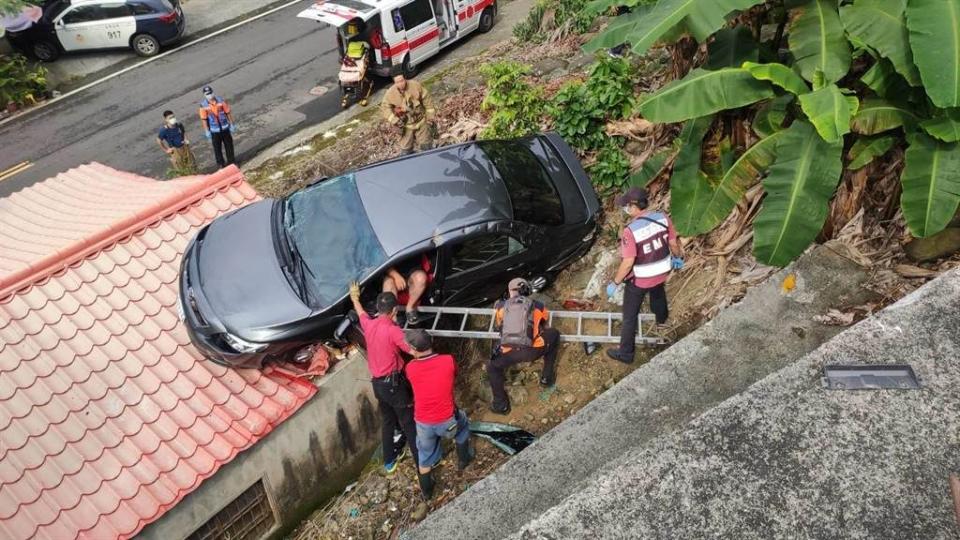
138, 351, 379, 540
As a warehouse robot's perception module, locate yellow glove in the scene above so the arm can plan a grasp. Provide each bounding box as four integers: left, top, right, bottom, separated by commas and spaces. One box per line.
349, 281, 361, 303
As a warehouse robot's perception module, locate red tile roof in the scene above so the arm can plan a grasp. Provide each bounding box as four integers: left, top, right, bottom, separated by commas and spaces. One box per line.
0, 164, 317, 540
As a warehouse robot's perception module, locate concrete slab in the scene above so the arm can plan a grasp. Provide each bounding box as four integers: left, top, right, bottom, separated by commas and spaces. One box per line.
408, 245, 875, 540
513, 268, 960, 540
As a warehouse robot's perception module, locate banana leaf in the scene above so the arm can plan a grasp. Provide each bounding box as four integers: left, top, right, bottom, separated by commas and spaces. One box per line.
840, 0, 920, 86
706, 27, 759, 70
921, 110, 960, 143
798, 83, 854, 143
753, 95, 794, 138
629, 147, 677, 187
860, 57, 913, 99
639, 68, 774, 123
742, 61, 810, 96
906, 0, 960, 108
900, 133, 960, 237
584, 0, 766, 54
669, 116, 715, 236
850, 98, 919, 134
788, 0, 852, 84
753, 121, 844, 266
698, 129, 788, 233
848, 135, 896, 170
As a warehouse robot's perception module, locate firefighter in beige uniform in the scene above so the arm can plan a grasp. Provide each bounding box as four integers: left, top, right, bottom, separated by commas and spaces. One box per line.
380, 74, 436, 155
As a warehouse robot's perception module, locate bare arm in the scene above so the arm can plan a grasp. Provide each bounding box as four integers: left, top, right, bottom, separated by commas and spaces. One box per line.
157, 138, 172, 153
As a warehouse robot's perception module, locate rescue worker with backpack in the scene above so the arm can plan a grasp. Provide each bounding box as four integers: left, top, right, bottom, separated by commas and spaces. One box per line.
487, 278, 561, 414
606, 187, 684, 364
379, 74, 436, 156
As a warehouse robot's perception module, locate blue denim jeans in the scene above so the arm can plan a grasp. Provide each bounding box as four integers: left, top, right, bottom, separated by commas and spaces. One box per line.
416, 409, 470, 467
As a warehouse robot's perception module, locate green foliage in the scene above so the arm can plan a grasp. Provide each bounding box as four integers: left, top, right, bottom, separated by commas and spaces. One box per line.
798, 84, 857, 143
0, 54, 47, 109
514, 0, 602, 43
513, 0, 548, 42
628, 147, 676, 186
753, 121, 844, 266
669, 116, 714, 235
479, 61, 544, 139
906, 0, 960, 107
788, 0, 852, 85
549, 56, 633, 151
899, 133, 960, 237
638, 68, 775, 123
578, 0, 960, 264
584, 0, 767, 54
848, 135, 895, 170
705, 27, 758, 70
588, 142, 631, 191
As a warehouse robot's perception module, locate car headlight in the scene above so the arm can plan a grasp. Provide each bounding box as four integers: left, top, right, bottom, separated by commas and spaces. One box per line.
221, 332, 268, 354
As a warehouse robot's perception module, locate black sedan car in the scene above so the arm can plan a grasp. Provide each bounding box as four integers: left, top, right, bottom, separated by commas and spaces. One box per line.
178, 133, 601, 368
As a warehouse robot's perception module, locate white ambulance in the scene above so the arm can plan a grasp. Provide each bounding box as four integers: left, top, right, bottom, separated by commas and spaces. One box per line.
297, 0, 497, 78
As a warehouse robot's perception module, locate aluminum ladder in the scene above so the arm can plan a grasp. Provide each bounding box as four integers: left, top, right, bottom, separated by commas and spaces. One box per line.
402, 306, 667, 345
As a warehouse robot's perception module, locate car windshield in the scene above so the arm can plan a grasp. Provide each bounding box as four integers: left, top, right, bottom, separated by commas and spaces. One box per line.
476, 140, 564, 226
283, 174, 387, 308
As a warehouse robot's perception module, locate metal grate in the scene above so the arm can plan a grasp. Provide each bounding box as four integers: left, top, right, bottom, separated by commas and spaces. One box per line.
821, 364, 921, 390
187, 480, 276, 540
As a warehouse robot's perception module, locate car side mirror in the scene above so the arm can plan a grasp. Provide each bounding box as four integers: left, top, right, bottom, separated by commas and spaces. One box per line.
55, 19, 64, 27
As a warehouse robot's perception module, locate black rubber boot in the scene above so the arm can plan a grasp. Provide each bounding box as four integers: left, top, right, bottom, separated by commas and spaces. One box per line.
457, 441, 475, 471
418, 471, 435, 500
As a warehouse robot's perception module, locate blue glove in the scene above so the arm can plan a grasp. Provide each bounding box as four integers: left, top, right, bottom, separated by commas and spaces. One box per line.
671, 256, 685, 270
606, 282, 619, 298
204, 130, 211, 140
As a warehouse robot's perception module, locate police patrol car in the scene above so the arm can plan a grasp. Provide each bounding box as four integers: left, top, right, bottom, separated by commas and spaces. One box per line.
297, 0, 497, 78
5, 0, 185, 62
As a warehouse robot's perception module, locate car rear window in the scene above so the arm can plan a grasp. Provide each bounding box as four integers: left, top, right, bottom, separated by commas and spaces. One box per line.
283, 174, 387, 308
478, 141, 564, 226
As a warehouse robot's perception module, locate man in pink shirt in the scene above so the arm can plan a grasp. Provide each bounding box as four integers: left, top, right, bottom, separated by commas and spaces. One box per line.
606, 187, 683, 364
349, 284, 419, 473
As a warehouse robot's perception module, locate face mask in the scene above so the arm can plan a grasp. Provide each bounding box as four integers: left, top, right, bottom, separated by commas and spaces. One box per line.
166, 117, 177, 126
622, 206, 632, 215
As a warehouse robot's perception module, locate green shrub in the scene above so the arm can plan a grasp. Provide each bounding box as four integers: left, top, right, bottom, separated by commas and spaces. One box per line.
549, 56, 633, 151
513, 0, 548, 42
0, 54, 47, 109
588, 141, 631, 192
479, 61, 544, 139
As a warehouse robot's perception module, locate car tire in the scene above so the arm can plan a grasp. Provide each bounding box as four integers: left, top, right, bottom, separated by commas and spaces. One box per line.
478, 3, 496, 33
32, 40, 60, 62
132, 33, 161, 57
402, 56, 417, 78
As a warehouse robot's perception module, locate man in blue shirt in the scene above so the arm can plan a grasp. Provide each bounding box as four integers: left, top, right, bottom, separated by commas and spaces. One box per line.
157, 110, 196, 173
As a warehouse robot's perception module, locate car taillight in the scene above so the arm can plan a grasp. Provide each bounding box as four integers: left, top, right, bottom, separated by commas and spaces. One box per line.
159, 11, 177, 23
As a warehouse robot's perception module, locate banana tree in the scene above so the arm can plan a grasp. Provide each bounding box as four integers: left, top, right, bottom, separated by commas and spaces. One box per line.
587, 0, 960, 266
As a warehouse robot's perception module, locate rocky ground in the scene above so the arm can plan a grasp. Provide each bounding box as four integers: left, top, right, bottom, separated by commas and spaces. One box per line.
259, 18, 960, 540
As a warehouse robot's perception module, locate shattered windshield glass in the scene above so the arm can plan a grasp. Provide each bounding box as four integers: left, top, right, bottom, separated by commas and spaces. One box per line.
283, 174, 387, 308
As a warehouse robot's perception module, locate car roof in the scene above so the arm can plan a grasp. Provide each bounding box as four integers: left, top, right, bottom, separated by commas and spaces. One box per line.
353, 142, 513, 256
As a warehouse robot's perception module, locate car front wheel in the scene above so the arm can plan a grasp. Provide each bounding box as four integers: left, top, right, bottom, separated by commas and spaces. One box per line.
33, 40, 60, 62
132, 33, 160, 57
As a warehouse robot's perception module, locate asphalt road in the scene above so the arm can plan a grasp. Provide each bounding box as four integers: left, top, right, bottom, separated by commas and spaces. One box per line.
0, 0, 348, 196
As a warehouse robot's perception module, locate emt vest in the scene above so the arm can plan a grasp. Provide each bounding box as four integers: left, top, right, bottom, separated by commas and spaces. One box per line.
628, 213, 671, 278
500, 295, 536, 348
199, 97, 231, 133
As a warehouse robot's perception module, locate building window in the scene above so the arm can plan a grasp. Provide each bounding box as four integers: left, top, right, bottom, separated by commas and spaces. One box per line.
187, 480, 276, 540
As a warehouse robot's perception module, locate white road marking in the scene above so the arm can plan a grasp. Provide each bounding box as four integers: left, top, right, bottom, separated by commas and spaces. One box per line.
0, 0, 309, 128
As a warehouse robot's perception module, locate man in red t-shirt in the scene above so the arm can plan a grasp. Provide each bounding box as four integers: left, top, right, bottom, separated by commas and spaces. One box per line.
606, 187, 683, 364
404, 329, 473, 500
349, 284, 418, 474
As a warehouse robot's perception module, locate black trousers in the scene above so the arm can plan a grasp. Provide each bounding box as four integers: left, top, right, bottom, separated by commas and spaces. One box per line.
487, 327, 561, 408
619, 282, 668, 356
371, 374, 419, 466
210, 131, 235, 168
